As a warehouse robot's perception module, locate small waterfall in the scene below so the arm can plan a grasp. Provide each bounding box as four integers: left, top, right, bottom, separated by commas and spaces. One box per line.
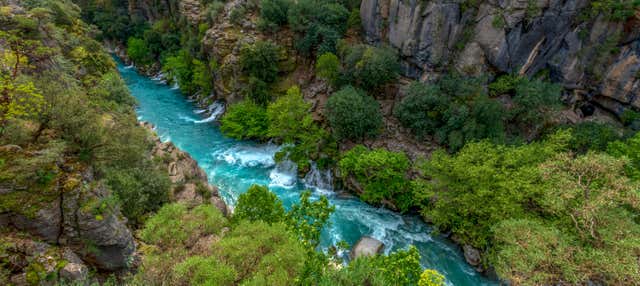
269, 159, 298, 188
195, 100, 225, 123
170, 76, 180, 90
303, 162, 334, 193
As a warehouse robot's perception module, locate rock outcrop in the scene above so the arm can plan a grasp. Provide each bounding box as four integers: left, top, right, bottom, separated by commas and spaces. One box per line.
0, 167, 136, 272
350, 236, 385, 259
361, 0, 640, 116
142, 122, 229, 215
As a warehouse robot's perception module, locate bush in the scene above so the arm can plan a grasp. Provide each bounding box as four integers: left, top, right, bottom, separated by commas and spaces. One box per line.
315, 52, 340, 86
607, 132, 640, 179
139, 203, 226, 248
211, 221, 307, 285
325, 86, 382, 141
342, 45, 399, 90
104, 166, 170, 225
338, 145, 413, 211
511, 78, 562, 129
395, 78, 505, 151
568, 121, 621, 153
234, 184, 286, 224
394, 82, 448, 140
173, 256, 237, 286
220, 100, 270, 140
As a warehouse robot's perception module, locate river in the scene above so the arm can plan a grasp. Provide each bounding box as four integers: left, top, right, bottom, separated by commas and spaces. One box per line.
116, 59, 498, 285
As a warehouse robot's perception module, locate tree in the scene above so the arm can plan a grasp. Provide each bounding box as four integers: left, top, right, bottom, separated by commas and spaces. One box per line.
338, 145, 413, 212
394, 82, 449, 140
315, 52, 340, 86
173, 256, 237, 286
219, 100, 269, 140
419, 269, 446, 286
419, 131, 570, 248
608, 132, 640, 179
325, 86, 382, 141
342, 45, 399, 90
259, 0, 291, 31
266, 86, 312, 142
286, 191, 334, 248
0, 75, 43, 135
126, 37, 151, 64
511, 78, 562, 131
239, 41, 280, 84
234, 184, 286, 224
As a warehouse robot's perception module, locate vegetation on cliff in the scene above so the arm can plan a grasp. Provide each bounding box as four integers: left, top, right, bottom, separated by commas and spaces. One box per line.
48, 0, 640, 284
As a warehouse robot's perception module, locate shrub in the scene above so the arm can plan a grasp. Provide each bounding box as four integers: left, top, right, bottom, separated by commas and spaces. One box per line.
607, 131, 640, 179
395, 78, 505, 150
342, 45, 400, 90
234, 184, 286, 224
325, 86, 382, 141
568, 121, 621, 153
315, 52, 340, 86
488, 74, 522, 96
338, 145, 413, 211
394, 82, 448, 140
173, 256, 237, 286
139, 203, 226, 248
511, 78, 562, 129
211, 221, 307, 285
104, 166, 170, 225
219, 100, 269, 140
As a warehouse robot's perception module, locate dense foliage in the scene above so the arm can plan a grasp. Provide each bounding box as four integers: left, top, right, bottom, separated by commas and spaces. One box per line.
219, 100, 270, 140
326, 86, 382, 141
340, 44, 400, 91
0, 0, 170, 226
339, 146, 413, 212
395, 74, 561, 150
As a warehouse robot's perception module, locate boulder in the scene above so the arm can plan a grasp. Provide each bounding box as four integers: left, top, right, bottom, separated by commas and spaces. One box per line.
463, 244, 482, 267
59, 248, 88, 282
350, 236, 384, 259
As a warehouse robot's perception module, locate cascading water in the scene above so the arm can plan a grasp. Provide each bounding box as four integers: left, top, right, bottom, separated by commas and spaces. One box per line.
117, 58, 498, 286
194, 100, 225, 123
303, 162, 334, 194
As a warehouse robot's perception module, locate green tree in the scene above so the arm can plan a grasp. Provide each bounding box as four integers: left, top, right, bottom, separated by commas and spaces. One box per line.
342, 45, 399, 90
239, 41, 280, 84
259, 0, 292, 31
219, 100, 269, 140
608, 132, 640, 179
126, 37, 151, 64
511, 78, 562, 132
0, 75, 43, 135
234, 184, 286, 224
418, 269, 446, 286
286, 191, 334, 248
339, 145, 413, 212
266, 86, 312, 142
325, 86, 382, 141
419, 131, 570, 248
315, 52, 340, 86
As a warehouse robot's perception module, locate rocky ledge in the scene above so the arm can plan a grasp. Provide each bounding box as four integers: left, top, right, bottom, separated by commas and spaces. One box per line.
141, 122, 229, 216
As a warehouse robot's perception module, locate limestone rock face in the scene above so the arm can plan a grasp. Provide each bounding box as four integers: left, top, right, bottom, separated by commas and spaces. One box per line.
4, 171, 136, 271
350, 236, 385, 259
360, 0, 640, 115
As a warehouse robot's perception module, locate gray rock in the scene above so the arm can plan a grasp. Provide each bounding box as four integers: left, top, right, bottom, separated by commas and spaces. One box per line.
463, 244, 482, 266
60, 248, 89, 282
350, 236, 384, 259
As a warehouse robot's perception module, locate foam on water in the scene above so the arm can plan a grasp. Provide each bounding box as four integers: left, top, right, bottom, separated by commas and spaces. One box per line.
116, 57, 498, 286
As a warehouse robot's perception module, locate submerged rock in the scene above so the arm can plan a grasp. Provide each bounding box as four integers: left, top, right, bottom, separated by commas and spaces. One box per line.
350, 236, 384, 259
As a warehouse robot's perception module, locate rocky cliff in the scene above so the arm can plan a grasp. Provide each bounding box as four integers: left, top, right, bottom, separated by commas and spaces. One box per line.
361, 0, 640, 116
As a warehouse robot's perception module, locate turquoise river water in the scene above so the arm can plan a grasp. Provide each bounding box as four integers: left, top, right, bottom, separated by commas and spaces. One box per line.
117, 59, 498, 285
